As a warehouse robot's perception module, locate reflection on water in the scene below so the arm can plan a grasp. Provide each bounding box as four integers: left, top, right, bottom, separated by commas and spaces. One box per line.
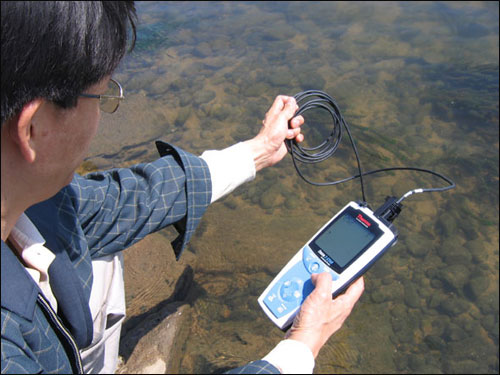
86, 1, 499, 373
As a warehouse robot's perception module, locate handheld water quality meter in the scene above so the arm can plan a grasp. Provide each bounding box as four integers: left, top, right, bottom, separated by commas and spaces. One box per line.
257, 90, 455, 330
258, 200, 398, 330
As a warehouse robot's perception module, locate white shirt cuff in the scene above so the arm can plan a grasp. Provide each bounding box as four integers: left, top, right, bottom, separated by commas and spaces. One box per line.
200, 142, 256, 203
262, 339, 315, 374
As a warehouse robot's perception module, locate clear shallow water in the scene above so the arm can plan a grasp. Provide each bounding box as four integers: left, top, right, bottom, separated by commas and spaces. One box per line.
86, 1, 499, 373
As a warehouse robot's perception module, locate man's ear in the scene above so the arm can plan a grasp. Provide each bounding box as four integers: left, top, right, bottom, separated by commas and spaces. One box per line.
8, 99, 45, 163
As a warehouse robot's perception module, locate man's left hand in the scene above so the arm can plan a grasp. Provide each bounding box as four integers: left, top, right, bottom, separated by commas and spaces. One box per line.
245, 95, 304, 171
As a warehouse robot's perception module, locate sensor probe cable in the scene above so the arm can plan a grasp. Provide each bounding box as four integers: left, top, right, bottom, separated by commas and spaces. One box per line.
286, 90, 456, 205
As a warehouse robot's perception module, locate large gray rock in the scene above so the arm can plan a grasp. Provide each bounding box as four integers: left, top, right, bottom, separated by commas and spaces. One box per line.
117, 303, 188, 374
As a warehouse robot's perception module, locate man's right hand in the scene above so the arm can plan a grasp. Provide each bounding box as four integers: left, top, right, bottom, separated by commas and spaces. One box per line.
285, 272, 365, 358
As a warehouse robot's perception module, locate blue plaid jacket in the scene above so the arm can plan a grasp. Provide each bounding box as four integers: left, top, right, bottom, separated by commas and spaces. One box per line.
1, 141, 279, 374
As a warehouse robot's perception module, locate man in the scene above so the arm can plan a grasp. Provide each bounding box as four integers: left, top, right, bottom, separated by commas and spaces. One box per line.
1, 2, 364, 374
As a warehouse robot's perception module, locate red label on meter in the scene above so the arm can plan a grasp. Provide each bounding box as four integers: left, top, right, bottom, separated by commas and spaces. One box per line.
356, 213, 371, 227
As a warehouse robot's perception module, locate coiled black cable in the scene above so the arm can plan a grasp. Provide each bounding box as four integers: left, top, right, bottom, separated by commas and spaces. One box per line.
286, 90, 456, 204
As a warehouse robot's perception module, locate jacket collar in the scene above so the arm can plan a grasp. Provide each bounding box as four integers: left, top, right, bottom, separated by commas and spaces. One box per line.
1, 240, 39, 321
26, 199, 93, 348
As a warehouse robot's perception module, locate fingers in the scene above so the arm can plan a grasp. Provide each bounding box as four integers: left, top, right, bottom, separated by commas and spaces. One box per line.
264, 96, 303, 129
286, 127, 301, 139
335, 277, 365, 309
310, 273, 364, 310
289, 115, 304, 128
268, 95, 298, 119
346, 276, 365, 300
268, 95, 291, 115
287, 115, 305, 140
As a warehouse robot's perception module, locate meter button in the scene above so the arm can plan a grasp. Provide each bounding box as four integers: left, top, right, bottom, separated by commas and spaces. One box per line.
280, 280, 301, 302
303, 246, 324, 274
309, 262, 321, 273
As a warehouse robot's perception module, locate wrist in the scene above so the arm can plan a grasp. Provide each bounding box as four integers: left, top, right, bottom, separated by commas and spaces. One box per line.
243, 136, 274, 172
286, 331, 322, 358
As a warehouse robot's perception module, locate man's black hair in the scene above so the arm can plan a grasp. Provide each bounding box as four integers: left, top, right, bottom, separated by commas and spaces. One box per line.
1, 1, 137, 124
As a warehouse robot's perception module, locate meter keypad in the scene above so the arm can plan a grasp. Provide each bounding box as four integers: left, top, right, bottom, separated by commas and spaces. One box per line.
280, 279, 301, 302
262, 246, 342, 320
262, 261, 313, 319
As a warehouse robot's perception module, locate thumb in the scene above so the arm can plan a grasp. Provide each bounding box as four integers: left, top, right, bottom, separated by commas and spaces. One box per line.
310, 272, 332, 300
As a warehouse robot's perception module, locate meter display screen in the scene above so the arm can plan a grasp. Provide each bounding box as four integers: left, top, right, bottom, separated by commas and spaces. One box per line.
311, 208, 381, 270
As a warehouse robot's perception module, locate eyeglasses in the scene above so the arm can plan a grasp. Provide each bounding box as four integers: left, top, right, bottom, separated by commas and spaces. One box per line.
79, 78, 124, 113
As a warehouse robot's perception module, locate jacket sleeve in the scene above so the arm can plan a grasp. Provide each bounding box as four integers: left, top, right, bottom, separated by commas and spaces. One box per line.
225, 360, 281, 374
65, 141, 212, 259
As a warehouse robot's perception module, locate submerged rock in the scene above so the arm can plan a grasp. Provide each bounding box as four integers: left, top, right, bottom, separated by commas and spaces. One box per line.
464, 275, 490, 300
403, 281, 420, 309
405, 234, 430, 258
438, 296, 470, 317
193, 90, 216, 106
438, 264, 470, 292
174, 107, 191, 127
117, 303, 190, 374
443, 322, 467, 342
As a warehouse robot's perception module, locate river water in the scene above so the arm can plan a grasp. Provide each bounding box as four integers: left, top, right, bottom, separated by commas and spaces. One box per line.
84, 1, 499, 373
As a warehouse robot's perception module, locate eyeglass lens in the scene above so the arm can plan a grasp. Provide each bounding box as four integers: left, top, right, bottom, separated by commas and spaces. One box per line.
100, 80, 121, 113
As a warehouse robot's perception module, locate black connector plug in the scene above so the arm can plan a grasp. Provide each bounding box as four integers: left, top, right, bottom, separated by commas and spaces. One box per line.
374, 196, 402, 223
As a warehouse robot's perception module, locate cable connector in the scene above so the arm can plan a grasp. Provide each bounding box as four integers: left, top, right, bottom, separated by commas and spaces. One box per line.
374, 196, 402, 223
